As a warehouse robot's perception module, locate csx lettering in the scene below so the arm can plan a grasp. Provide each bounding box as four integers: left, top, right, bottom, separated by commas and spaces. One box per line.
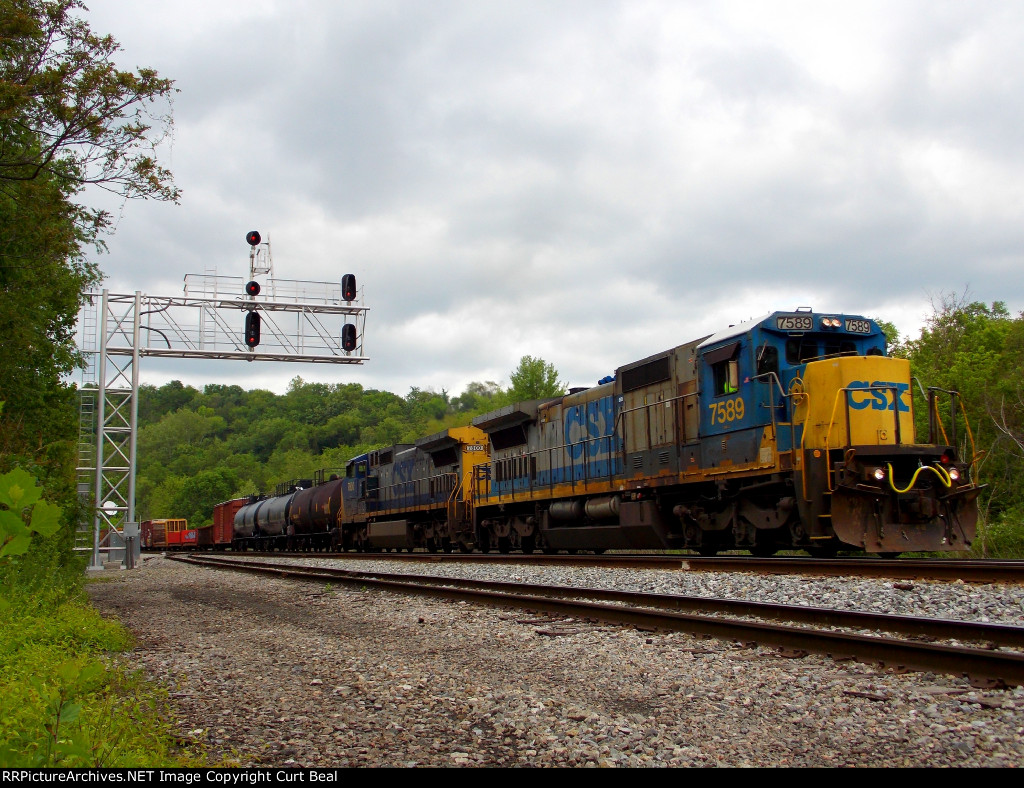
707, 397, 745, 425
564, 397, 615, 460
846, 380, 909, 412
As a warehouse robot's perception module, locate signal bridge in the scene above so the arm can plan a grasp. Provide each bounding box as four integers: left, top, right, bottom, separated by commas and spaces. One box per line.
75, 232, 366, 570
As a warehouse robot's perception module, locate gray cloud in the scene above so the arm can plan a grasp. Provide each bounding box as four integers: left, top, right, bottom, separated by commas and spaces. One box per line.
80, 0, 1024, 398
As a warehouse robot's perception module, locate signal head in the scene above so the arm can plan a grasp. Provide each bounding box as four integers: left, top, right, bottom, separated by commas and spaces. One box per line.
341, 323, 357, 352
246, 230, 261, 247
342, 273, 357, 302
245, 280, 261, 296
244, 311, 261, 347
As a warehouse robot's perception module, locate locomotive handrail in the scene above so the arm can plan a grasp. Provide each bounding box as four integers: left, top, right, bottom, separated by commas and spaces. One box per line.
478, 431, 620, 505
749, 371, 789, 403
926, 387, 981, 473
614, 390, 698, 438
752, 370, 805, 482
372, 470, 459, 513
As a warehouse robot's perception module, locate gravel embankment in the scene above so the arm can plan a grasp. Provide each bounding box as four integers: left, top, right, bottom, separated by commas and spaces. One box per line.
87, 555, 1024, 767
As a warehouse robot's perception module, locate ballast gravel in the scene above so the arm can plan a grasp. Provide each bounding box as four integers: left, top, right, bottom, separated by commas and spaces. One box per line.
86, 555, 1024, 768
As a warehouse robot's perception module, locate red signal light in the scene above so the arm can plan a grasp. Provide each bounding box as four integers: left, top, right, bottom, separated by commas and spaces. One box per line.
342, 274, 356, 302
246, 230, 261, 247
245, 280, 261, 297
341, 323, 357, 352
245, 311, 261, 347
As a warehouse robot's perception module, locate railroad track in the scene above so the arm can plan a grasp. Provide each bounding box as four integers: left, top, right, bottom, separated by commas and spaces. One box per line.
162, 550, 1024, 584
171, 554, 1024, 688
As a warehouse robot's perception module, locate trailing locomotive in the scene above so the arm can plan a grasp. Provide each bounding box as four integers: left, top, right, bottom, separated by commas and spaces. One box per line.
218, 309, 981, 557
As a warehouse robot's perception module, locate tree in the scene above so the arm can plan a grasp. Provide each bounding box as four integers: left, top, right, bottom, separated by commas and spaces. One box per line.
507, 355, 565, 400
451, 381, 503, 413
0, 0, 180, 219
0, 0, 178, 504
896, 293, 1024, 554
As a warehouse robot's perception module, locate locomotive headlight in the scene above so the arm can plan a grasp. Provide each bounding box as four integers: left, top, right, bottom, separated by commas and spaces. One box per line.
872, 467, 887, 481
948, 467, 961, 482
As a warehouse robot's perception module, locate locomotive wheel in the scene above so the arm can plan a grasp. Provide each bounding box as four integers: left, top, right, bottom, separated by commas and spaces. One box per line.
750, 544, 778, 557
521, 535, 535, 555
697, 547, 718, 557
459, 541, 472, 554
426, 538, 439, 554
497, 537, 512, 554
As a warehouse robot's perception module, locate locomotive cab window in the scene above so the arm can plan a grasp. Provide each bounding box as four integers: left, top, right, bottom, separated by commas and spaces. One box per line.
786, 339, 819, 364
703, 341, 740, 396
823, 340, 857, 358
756, 345, 778, 376
713, 359, 739, 396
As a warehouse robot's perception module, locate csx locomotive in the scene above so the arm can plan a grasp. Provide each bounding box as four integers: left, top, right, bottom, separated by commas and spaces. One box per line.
223, 309, 981, 557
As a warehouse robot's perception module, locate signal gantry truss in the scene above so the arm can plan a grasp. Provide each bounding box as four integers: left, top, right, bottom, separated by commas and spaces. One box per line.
76, 273, 368, 568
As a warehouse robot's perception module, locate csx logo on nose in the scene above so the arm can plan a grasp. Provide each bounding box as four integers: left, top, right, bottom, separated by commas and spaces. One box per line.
847, 380, 910, 412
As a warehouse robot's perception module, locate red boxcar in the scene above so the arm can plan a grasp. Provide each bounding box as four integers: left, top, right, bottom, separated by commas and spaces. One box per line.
204, 498, 247, 549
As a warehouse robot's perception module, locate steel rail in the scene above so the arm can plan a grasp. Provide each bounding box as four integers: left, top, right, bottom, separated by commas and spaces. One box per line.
172, 554, 1024, 688
187, 550, 1024, 584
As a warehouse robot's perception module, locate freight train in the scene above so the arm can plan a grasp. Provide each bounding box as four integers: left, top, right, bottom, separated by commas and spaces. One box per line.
205, 309, 981, 557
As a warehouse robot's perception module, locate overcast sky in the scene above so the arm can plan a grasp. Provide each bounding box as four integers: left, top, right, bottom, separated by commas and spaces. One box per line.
80, 0, 1024, 398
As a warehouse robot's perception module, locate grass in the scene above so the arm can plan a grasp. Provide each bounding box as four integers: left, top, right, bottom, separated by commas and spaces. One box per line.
0, 553, 206, 768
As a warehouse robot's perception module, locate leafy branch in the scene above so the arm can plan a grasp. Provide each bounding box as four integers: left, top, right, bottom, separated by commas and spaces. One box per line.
0, 466, 62, 559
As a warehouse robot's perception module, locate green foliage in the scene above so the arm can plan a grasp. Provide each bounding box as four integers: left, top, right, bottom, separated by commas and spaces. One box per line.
507, 355, 565, 400
1, 0, 178, 505
0, 4, 200, 767
170, 469, 238, 528
975, 507, 1024, 559
0, 0, 180, 210
0, 468, 198, 767
0, 467, 62, 559
0, 581, 197, 767
893, 292, 1024, 555
897, 297, 1019, 505
873, 318, 900, 350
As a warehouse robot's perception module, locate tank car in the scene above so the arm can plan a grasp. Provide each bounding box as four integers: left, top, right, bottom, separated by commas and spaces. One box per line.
288, 471, 345, 551
467, 309, 980, 556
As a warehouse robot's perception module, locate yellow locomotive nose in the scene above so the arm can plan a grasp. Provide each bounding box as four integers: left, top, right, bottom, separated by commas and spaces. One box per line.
796, 356, 915, 450
796, 355, 978, 553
